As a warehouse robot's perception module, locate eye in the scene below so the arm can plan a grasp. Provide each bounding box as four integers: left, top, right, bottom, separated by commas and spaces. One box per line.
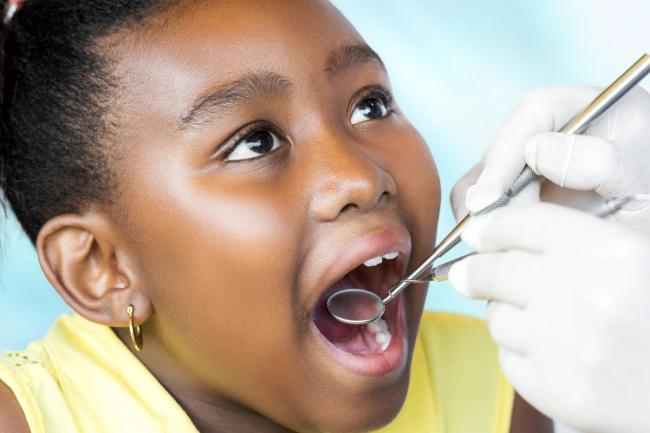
350, 96, 389, 125
225, 129, 283, 162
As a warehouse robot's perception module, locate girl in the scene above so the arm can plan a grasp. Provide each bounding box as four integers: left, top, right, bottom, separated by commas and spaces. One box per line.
0, 1, 549, 432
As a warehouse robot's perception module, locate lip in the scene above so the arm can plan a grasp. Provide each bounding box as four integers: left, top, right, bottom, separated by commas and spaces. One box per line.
307, 225, 412, 377
310, 225, 412, 310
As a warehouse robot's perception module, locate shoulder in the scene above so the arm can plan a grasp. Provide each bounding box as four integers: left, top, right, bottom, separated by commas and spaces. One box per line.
0, 378, 30, 433
0, 349, 50, 433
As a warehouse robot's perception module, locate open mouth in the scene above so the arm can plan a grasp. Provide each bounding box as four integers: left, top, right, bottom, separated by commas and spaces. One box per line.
311, 251, 405, 356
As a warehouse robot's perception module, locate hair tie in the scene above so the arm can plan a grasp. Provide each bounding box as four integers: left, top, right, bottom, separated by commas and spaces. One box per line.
3, 0, 26, 25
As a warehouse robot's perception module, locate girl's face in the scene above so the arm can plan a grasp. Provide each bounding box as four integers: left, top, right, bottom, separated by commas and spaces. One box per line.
108, 0, 440, 431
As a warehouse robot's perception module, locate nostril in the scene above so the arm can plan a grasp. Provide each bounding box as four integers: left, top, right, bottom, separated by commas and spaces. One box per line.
311, 168, 395, 221
339, 190, 390, 216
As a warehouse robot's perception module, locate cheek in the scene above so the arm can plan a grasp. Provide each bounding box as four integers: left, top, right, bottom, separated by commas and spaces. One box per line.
400, 140, 440, 222
378, 123, 441, 325
121, 164, 308, 387
379, 122, 441, 244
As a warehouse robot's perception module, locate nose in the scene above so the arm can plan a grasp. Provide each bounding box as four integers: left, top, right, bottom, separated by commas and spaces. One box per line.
308, 133, 397, 222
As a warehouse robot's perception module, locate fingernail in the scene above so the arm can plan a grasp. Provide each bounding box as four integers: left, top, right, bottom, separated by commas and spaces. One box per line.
525, 135, 540, 174
460, 215, 490, 251
465, 184, 503, 213
447, 260, 470, 297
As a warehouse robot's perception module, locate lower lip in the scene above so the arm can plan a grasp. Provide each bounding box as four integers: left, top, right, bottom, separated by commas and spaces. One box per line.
311, 295, 408, 377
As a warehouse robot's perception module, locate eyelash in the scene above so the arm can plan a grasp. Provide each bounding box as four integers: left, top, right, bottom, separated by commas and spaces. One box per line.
218, 85, 396, 163
350, 85, 396, 118
217, 120, 287, 163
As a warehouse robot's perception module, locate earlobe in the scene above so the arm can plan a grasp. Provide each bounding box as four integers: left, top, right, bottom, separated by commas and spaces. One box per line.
35, 212, 152, 327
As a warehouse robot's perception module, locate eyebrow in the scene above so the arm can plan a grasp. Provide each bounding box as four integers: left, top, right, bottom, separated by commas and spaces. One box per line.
325, 43, 386, 76
180, 43, 385, 130
180, 71, 292, 129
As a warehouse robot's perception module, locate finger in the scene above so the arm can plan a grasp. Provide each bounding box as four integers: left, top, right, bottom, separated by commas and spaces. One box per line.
525, 132, 634, 197
450, 162, 483, 221
486, 300, 530, 355
466, 85, 603, 213
447, 251, 537, 307
592, 85, 650, 148
610, 199, 650, 235
498, 348, 534, 400
460, 202, 609, 253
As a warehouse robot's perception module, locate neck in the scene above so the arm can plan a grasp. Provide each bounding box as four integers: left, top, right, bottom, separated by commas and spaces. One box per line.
112, 325, 295, 433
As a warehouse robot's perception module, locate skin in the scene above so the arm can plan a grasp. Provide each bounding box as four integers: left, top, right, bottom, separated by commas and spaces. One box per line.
0, 1, 551, 432
0, 382, 29, 433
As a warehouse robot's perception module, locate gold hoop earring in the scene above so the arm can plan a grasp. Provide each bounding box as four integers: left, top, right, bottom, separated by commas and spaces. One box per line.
127, 304, 143, 352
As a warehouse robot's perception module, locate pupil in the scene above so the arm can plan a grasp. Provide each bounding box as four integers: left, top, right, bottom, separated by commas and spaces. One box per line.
362, 99, 382, 118
248, 131, 273, 153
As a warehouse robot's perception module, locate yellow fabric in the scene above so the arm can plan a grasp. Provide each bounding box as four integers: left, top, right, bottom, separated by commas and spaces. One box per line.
376, 312, 514, 433
0, 311, 513, 433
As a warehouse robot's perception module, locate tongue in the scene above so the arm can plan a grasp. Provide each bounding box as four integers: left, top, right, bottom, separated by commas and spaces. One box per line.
312, 276, 392, 355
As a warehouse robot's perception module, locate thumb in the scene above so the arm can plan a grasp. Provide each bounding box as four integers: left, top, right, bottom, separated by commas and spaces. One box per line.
450, 163, 483, 221
525, 132, 634, 198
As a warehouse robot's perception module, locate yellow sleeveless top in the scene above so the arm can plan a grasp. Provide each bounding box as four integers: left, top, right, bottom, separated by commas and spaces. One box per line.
0, 311, 513, 433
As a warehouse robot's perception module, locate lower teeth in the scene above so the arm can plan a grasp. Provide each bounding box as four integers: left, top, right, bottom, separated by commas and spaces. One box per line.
367, 318, 392, 352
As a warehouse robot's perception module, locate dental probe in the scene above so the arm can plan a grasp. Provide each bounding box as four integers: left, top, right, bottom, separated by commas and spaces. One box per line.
327, 54, 650, 326
419, 194, 650, 283
399, 253, 475, 284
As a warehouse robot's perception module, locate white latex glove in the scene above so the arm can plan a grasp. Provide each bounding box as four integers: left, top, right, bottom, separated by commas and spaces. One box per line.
452, 85, 650, 234
448, 202, 650, 433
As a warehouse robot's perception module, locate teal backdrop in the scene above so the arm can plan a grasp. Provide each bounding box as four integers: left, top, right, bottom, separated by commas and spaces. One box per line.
1, 0, 648, 352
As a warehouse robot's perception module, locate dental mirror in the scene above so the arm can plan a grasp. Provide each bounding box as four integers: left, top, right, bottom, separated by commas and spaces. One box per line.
326, 255, 463, 325
326, 288, 385, 325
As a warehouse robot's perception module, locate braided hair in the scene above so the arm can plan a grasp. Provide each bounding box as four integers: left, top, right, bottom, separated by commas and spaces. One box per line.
0, 0, 179, 243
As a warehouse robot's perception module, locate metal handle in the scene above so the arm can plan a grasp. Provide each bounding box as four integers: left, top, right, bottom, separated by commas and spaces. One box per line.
589, 194, 650, 217
396, 253, 476, 285
429, 252, 476, 282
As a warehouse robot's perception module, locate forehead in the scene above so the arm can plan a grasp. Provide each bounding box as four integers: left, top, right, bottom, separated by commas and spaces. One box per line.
109, 0, 365, 122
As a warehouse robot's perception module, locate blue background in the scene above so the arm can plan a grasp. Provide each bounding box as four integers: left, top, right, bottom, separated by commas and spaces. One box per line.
1, 0, 648, 352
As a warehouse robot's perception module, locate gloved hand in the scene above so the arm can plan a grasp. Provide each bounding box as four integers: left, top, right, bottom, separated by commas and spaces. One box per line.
450, 85, 650, 234
448, 202, 650, 433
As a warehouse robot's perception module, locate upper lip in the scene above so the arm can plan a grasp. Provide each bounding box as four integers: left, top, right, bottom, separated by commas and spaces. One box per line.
309, 225, 412, 312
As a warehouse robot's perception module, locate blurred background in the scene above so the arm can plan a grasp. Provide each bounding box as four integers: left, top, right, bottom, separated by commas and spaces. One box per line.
0, 3, 647, 429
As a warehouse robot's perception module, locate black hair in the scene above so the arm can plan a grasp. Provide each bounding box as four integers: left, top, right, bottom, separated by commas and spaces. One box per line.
0, 0, 178, 244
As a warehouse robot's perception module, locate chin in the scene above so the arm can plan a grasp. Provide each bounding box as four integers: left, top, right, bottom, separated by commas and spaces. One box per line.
350, 382, 410, 433
305, 351, 413, 433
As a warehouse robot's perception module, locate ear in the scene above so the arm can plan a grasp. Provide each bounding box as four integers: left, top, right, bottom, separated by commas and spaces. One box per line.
36, 210, 153, 327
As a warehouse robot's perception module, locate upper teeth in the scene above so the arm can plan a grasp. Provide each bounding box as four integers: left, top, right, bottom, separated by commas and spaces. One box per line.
363, 251, 399, 267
